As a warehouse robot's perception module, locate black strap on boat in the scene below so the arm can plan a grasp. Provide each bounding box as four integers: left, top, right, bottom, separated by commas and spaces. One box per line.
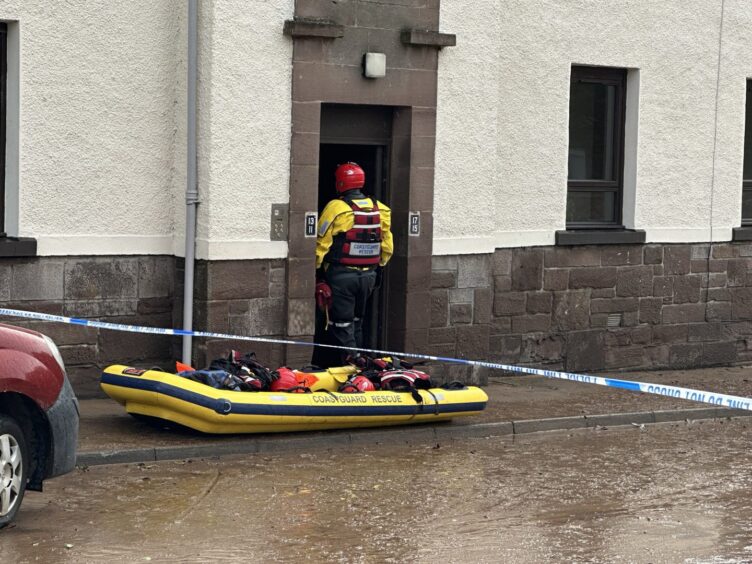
425, 389, 440, 415
441, 381, 467, 390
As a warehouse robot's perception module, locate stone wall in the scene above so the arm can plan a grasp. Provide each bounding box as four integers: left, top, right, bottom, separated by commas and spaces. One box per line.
431, 243, 752, 376
192, 258, 293, 371
0, 256, 177, 398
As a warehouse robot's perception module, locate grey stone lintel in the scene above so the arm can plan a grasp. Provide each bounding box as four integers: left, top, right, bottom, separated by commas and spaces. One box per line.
0, 236, 37, 257
732, 227, 752, 241
283, 19, 344, 39
401, 29, 456, 48
556, 229, 646, 246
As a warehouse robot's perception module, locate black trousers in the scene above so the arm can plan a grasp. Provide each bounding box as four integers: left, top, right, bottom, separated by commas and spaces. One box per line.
312, 265, 377, 367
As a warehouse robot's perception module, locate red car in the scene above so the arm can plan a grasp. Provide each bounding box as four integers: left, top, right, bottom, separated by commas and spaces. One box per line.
0, 323, 79, 528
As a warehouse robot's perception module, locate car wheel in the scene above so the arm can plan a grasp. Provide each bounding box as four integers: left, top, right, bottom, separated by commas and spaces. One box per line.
0, 415, 27, 529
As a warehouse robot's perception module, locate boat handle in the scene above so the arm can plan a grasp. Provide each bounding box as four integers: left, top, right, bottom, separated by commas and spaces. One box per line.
215, 399, 232, 415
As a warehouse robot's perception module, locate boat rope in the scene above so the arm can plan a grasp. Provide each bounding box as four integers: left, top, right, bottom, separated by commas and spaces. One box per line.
1, 307, 751, 412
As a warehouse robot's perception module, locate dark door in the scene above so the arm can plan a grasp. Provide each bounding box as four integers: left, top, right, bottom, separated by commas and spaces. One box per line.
313, 105, 393, 366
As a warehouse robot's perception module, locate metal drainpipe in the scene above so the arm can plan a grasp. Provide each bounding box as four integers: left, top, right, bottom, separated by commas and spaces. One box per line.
182, 0, 198, 364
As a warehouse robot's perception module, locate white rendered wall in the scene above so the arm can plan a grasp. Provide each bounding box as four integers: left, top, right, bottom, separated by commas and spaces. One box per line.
0, 1, 184, 256
196, 0, 293, 260
435, 0, 752, 254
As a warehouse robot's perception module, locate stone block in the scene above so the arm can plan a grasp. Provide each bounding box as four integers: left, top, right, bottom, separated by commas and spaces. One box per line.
456, 324, 490, 359
653, 324, 688, 344
662, 303, 706, 324
707, 302, 732, 321
712, 244, 736, 259
492, 249, 512, 276
512, 249, 543, 291
687, 323, 723, 342
512, 314, 551, 334
707, 288, 730, 302
591, 288, 615, 298
405, 292, 431, 330
615, 266, 653, 297
246, 298, 285, 335
673, 275, 702, 304
601, 245, 642, 266
449, 288, 473, 304
544, 247, 600, 268
590, 313, 609, 327
729, 287, 752, 319
605, 329, 631, 347
521, 333, 563, 364
64, 299, 139, 319
544, 269, 568, 291
632, 325, 653, 344
639, 297, 662, 325
702, 342, 737, 365
207, 260, 269, 300
430, 290, 448, 327
552, 291, 590, 330
489, 335, 521, 361
287, 298, 315, 336
457, 254, 491, 288
98, 314, 174, 364
690, 259, 710, 273
645, 345, 670, 367
450, 303, 473, 324
138, 256, 175, 299
429, 326, 456, 344
137, 297, 173, 315
569, 267, 617, 289
287, 258, 314, 299
591, 298, 639, 313
491, 316, 512, 335
691, 244, 711, 260
66, 365, 106, 399
493, 292, 526, 316
605, 346, 645, 369
669, 343, 703, 369
727, 259, 749, 287
432, 255, 457, 271
709, 273, 727, 288
664, 245, 691, 275
473, 288, 493, 325
643, 245, 663, 265
653, 277, 674, 297
526, 292, 553, 313
12, 261, 64, 301
64, 259, 138, 300
494, 275, 512, 292
565, 330, 605, 371
21, 321, 96, 346
431, 270, 456, 289
59, 344, 97, 365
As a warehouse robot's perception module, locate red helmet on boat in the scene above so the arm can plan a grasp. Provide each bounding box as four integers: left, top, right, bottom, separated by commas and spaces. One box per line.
339, 375, 376, 393
379, 369, 432, 391
335, 162, 365, 193
270, 367, 306, 393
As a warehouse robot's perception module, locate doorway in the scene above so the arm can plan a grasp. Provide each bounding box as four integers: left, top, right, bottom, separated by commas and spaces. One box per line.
312, 105, 393, 367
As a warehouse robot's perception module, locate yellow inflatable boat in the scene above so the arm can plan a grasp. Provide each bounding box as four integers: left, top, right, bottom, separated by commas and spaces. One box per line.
101, 364, 488, 434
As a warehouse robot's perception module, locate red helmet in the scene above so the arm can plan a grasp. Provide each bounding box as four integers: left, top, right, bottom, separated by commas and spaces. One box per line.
380, 369, 432, 391
270, 367, 306, 393
335, 162, 365, 193
339, 375, 376, 393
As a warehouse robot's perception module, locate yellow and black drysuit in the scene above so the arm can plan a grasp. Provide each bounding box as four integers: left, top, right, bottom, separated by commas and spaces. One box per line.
315, 190, 393, 363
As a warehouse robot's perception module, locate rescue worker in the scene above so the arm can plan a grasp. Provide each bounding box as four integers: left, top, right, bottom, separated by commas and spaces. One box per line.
314, 162, 393, 366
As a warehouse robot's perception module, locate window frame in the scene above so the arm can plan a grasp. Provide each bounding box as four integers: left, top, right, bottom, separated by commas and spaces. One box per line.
566, 65, 627, 230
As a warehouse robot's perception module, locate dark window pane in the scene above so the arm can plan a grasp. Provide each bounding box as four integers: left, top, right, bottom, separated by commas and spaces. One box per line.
745, 83, 752, 181
568, 81, 617, 181
566, 191, 617, 224
743, 188, 752, 223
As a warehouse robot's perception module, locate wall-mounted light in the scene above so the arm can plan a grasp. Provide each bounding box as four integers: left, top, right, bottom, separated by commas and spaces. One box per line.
363, 52, 386, 78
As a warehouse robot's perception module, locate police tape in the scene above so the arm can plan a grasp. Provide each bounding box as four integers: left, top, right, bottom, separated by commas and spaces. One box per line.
2, 307, 751, 412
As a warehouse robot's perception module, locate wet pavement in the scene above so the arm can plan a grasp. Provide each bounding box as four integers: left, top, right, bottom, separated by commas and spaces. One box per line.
76, 365, 752, 460
3, 417, 752, 563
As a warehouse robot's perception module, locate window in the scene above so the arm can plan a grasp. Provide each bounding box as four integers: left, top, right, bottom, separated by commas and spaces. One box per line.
567, 66, 626, 228
743, 81, 752, 225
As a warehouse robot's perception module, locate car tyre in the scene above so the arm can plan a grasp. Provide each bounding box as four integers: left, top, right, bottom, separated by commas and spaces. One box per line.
0, 415, 27, 529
